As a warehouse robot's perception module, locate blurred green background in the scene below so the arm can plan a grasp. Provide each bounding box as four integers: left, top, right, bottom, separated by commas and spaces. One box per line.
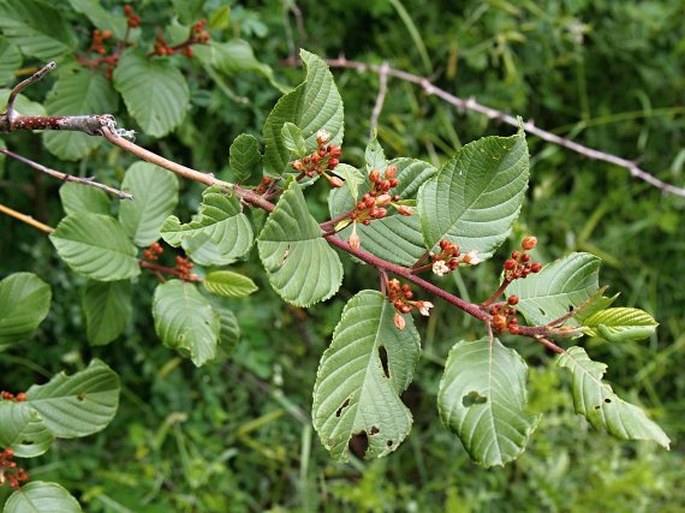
1, 0, 684, 511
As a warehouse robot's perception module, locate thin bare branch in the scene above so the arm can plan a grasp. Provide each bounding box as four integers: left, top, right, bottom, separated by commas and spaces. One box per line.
370, 62, 389, 137
0, 202, 54, 234
325, 57, 685, 198
4, 61, 56, 124
0, 148, 133, 200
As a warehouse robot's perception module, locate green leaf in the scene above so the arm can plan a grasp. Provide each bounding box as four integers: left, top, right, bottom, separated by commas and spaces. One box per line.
263, 49, 344, 175
83, 280, 131, 346
508, 252, 601, 326
59, 182, 110, 216
582, 307, 658, 342
203, 271, 258, 298
3, 481, 82, 513
194, 39, 274, 79
229, 133, 262, 182
418, 132, 529, 260
438, 337, 540, 467
557, 346, 670, 449
0, 273, 51, 349
50, 213, 140, 282
206, 296, 241, 355
27, 359, 120, 439
281, 122, 308, 157
0, 38, 22, 86
365, 136, 387, 173
312, 290, 420, 461
152, 280, 221, 367
257, 181, 343, 307
118, 162, 179, 247
113, 49, 190, 137
0, 0, 76, 60
0, 402, 54, 458
161, 186, 253, 266
0, 89, 46, 116
328, 158, 436, 266
67, 0, 128, 39
43, 68, 119, 160
335, 164, 364, 201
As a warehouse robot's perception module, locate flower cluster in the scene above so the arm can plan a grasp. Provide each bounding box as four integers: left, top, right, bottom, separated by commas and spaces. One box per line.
347, 164, 412, 250
489, 294, 521, 334
386, 278, 433, 330
430, 240, 480, 276
90, 29, 113, 55
1, 391, 26, 402
291, 130, 342, 186
0, 449, 29, 490
175, 256, 195, 281
153, 20, 209, 57
503, 236, 542, 281
142, 241, 164, 261
124, 5, 141, 28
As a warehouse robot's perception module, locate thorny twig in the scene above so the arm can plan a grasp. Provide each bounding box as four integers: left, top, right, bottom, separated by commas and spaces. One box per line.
324, 56, 685, 198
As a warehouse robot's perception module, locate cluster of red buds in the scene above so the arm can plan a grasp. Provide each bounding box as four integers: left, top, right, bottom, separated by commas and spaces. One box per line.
347, 164, 412, 250
175, 256, 195, 281
153, 34, 174, 56
490, 294, 521, 334
142, 241, 164, 261
190, 19, 210, 45
430, 240, 480, 276
503, 236, 542, 281
90, 29, 113, 55
0, 449, 29, 490
291, 130, 342, 186
386, 278, 433, 330
124, 5, 141, 28
1, 391, 26, 402
253, 176, 275, 195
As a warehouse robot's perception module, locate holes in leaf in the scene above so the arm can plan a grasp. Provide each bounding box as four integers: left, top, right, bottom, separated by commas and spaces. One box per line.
462, 390, 487, 407
369, 426, 380, 435
538, 307, 547, 316
386, 440, 394, 448
279, 245, 291, 266
349, 431, 368, 459
77, 392, 87, 402
604, 398, 612, 404
378, 345, 389, 378
21, 440, 34, 445
594, 405, 601, 410
568, 304, 574, 312
335, 398, 351, 418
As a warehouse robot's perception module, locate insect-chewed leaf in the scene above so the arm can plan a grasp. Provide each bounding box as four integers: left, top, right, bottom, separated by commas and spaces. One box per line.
312, 290, 420, 461
161, 185, 253, 266
257, 181, 342, 307
27, 359, 120, 439
557, 346, 670, 449
262, 49, 343, 174
0, 401, 54, 458
438, 337, 540, 467
508, 252, 601, 326
418, 132, 529, 261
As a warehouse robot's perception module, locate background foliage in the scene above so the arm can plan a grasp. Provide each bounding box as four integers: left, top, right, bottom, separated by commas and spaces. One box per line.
1, 0, 684, 511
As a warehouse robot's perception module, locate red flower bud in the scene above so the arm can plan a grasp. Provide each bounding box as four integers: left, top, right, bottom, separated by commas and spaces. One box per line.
521, 236, 538, 250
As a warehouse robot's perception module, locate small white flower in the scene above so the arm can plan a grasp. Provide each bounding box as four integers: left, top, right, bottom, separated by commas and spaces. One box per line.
465, 249, 481, 265
417, 301, 434, 316
316, 129, 331, 143
432, 260, 449, 276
